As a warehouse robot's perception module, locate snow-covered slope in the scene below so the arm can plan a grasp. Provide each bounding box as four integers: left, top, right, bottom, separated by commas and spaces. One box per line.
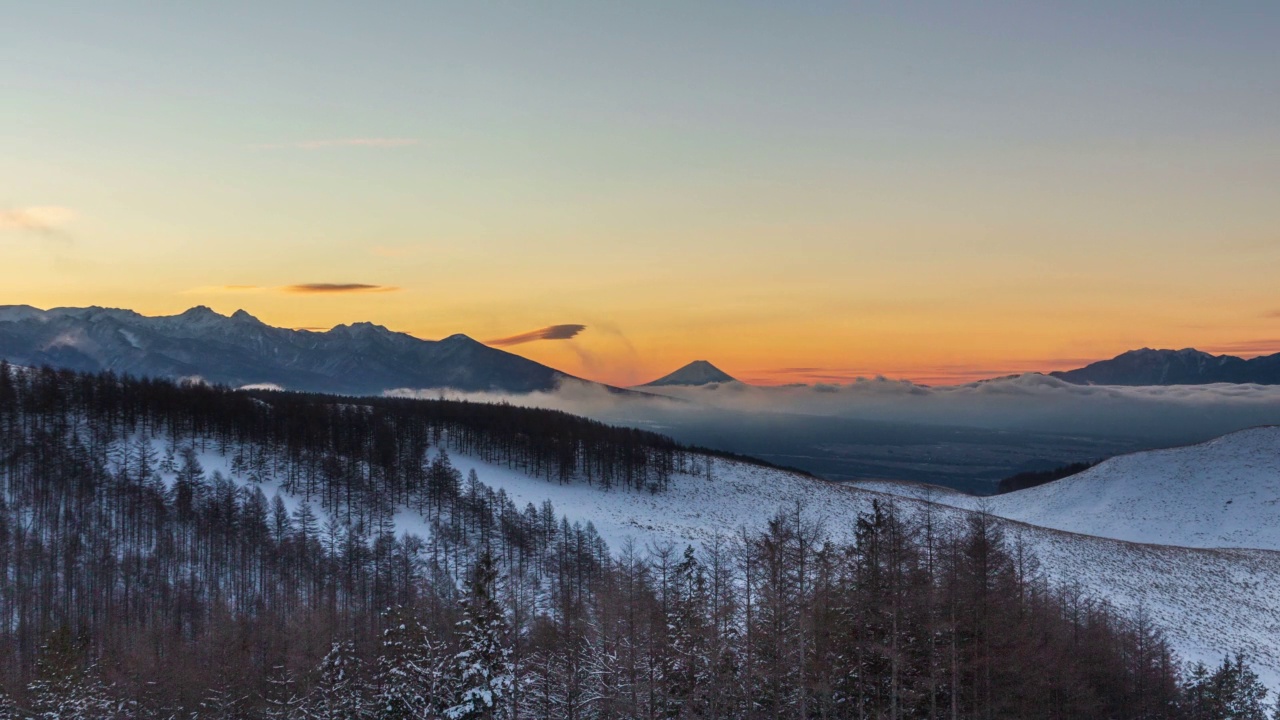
853, 427, 1280, 550
174, 431, 1280, 690
436, 452, 1280, 688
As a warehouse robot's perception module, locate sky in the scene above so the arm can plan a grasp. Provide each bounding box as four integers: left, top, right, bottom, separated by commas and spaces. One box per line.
3, 1, 1279, 386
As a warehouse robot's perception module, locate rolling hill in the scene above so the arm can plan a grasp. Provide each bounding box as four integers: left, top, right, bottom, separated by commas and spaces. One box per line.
851, 427, 1280, 550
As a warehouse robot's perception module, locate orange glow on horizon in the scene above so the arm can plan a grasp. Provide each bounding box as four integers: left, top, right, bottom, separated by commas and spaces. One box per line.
4, 294, 1278, 392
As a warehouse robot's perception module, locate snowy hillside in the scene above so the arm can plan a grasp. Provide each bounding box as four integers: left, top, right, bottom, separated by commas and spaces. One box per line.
853, 426, 1280, 551
448, 453, 1280, 689
182, 437, 1280, 690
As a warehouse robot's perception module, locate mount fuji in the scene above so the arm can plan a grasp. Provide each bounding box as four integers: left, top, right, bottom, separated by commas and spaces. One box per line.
640, 360, 739, 387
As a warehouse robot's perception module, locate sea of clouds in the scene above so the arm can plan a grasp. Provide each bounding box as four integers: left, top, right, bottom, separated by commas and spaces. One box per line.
387, 373, 1280, 444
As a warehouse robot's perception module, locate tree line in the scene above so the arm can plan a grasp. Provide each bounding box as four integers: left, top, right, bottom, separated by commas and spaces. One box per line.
1, 364, 725, 494
995, 462, 1097, 495
0, 363, 1275, 718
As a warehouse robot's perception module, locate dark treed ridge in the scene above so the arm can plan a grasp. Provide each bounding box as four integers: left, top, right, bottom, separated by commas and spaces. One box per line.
996, 461, 1098, 494
3, 363, 720, 493
0, 361, 1273, 719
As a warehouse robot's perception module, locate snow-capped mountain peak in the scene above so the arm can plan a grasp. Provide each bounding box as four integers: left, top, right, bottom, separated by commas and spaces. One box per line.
641, 360, 739, 387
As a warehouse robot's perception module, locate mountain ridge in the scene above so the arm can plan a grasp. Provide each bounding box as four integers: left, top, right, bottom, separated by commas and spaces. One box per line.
1051, 347, 1280, 385
0, 304, 599, 395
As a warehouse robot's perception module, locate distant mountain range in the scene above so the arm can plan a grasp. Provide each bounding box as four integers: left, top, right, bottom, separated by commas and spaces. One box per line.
1051, 348, 1280, 386
3, 306, 1278, 393
0, 305, 592, 395
640, 360, 738, 387
639, 349, 1280, 388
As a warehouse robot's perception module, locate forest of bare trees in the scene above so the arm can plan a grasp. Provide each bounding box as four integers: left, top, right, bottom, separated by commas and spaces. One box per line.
0, 363, 1274, 719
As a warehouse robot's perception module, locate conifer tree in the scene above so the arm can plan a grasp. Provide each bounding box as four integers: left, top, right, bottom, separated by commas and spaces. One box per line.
132, 436, 159, 484
301, 641, 368, 720
294, 501, 321, 544
666, 545, 709, 716
1218, 654, 1270, 720
198, 683, 249, 720
271, 494, 291, 543
1183, 654, 1271, 720
0, 687, 18, 720
26, 628, 116, 720
261, 666, 302, 720
446, 550, 513, 720
1185, 662, 1213, 719
371, 606, 446, 719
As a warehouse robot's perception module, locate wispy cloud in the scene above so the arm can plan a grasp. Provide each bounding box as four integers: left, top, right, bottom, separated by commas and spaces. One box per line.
252, 138, 420, 150
0, 206, 76, 238
283, 283, 399, 294
1266, 310, 1280, 319
184, 283, 398, 296
487, 324, 587, 347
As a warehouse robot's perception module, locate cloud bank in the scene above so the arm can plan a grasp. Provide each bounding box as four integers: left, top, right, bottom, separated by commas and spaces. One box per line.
640, 374, 1280, 438
387, 373, 1280, 447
